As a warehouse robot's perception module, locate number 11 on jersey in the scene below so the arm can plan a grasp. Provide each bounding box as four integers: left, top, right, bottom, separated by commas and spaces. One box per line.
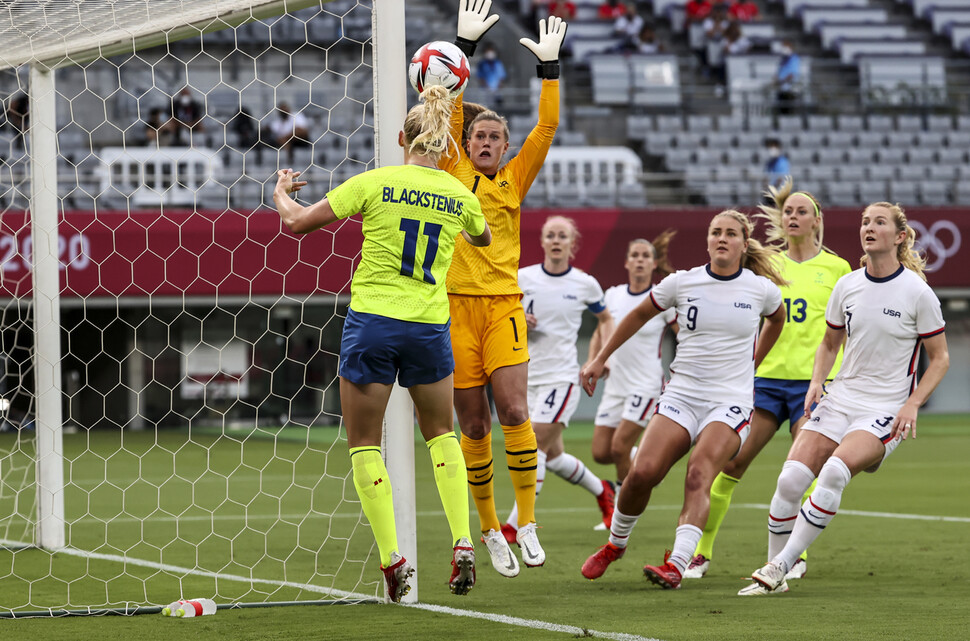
399, 218, 442, 284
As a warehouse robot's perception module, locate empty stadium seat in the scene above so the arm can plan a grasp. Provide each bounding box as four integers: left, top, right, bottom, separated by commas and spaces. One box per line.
920, 181, 951, 206
826, 182, 858, 206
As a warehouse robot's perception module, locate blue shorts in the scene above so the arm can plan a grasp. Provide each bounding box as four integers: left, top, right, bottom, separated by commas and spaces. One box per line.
754, 378, 812, 430
339, 309, 454, 388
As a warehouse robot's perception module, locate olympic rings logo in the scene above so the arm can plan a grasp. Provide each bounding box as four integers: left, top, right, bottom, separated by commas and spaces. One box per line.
910, 219, 961, 273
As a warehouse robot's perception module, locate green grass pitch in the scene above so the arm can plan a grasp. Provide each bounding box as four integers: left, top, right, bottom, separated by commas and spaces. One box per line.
2, 415, 968, 640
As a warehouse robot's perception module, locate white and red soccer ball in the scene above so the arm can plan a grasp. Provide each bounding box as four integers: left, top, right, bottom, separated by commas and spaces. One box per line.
408, 41, 470, 97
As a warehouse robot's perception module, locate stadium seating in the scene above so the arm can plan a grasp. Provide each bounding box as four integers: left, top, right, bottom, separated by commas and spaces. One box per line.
532, 146, 646, 208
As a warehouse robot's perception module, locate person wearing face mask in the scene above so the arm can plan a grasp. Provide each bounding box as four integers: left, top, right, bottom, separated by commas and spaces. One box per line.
764, 137, 790, 190
683, 180, 850, 585
775, 40, 801, 114
476, 43, 507, 107
498, 216, 616, 544
170, 87, 205, 146
742, 203, 948, 596
580, 211, 787, 589
441, 1, 567, 578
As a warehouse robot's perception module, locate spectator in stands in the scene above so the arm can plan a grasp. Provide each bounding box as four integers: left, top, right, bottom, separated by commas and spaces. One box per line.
143, 107, 176, 147
265, 101, 311, 164
612, 3, 645, 49
635, 24, 663, 54
686, 0, 713, 65
598, 0, 625, 21
685, 0, 712, 27
476, 43, 507, 107
713, 21, 749, 86
702, 2, 731, 72
3, 93, 29, 151
546, 0, 576, 20
775, 40, 802, 114
764, 137, 791, 190
729, 0, 759, 22
170, 87, 205, 146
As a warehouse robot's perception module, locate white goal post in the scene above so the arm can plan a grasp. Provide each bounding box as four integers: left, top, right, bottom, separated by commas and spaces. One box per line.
0, 0, 422, 614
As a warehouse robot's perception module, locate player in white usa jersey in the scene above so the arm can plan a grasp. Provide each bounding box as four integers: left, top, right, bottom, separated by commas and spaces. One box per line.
744, 203, 949, 596
580, 211, 787, 589
501, 216, 616, 543
590, 234, 678, 490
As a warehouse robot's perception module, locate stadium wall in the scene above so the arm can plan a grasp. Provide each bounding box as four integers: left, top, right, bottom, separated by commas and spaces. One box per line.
0, 207, 966, 421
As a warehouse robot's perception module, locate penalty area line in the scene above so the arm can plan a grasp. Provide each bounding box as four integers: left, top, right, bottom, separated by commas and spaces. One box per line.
404, 601, 663, 641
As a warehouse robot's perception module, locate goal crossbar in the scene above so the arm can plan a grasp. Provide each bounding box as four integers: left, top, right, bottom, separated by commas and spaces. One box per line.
0, 0, 322, 70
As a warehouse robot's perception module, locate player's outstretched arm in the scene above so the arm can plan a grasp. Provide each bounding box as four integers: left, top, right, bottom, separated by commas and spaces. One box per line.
580, 297, 659, 396
273, 169, 338, 234
455, 0, 500, 57
519, 16, 568, 80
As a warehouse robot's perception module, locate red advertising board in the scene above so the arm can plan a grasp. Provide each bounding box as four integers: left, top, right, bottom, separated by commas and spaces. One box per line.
519, 208, 967, 291
0, 207, 966, 298
0, 209, 362, 298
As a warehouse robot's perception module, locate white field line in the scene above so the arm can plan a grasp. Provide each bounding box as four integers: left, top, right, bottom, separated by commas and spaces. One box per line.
32, 545, 663, 641
403, 601, 662, 641
38, 503, 970, 527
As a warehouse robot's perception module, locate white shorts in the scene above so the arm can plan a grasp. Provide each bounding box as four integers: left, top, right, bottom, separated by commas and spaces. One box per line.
594, 390, 657, 428
654, 388, 752, 449
527, 382, 580, 426
801, 393, 902, 472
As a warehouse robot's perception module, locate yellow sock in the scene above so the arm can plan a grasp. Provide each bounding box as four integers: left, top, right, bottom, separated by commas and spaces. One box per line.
460, 433, 501, 533
503, 419, 538, 527
695, 471, 740, 559
799, 478, 817, 562
428, 433, 471, 545
350, 446, 398, 567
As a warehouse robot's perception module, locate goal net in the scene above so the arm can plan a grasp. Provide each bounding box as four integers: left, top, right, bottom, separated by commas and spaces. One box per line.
0, 0, 423, 614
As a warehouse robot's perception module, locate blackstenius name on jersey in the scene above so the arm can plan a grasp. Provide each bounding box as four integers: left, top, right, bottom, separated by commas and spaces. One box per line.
382, 186, 464, 215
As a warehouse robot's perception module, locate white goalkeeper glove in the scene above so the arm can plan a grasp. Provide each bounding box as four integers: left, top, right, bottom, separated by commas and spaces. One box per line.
455, 0, 500, 57
519, 16, 568, 79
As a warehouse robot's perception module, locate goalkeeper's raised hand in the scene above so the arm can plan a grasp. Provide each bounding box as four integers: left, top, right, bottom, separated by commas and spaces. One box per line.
455, 0, 499, 57
519, 16, 568, 79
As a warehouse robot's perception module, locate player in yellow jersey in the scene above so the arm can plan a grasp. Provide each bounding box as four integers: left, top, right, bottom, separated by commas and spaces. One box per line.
441, 0, 567, 576
273, 85, 490, 602
683, 179, 851, 584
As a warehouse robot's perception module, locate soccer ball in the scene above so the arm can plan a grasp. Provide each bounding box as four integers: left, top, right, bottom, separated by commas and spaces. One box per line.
408, 41, 470, 97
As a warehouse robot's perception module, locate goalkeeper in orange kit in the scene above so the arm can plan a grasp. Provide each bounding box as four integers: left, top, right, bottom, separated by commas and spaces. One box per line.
440, 0, 567, 577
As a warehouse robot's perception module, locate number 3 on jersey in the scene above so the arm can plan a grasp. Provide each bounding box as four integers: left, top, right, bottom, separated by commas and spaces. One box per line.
399, 218, 442, 284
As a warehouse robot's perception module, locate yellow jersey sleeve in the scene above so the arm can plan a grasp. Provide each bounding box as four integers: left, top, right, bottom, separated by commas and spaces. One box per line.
445, 81, 560, 296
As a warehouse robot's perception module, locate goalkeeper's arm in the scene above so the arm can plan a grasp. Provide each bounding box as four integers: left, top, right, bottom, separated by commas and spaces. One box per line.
454, 0, 499, 57
519, 16, 569, 80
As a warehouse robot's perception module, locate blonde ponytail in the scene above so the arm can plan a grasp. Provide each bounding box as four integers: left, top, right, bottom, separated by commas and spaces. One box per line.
403, 85, 457, 162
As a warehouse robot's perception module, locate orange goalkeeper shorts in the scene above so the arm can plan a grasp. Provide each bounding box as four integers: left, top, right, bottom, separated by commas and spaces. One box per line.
449, 294, 530, 389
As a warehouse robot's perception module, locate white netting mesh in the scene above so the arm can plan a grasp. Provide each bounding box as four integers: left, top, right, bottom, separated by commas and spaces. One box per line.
0, 0, 441, 613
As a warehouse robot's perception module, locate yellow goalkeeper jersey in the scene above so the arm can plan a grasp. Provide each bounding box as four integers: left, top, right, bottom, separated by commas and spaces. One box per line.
440, 79, 559, 296
757, 248, 852, 380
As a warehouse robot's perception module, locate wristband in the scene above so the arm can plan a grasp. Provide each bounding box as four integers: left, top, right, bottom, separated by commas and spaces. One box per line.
536, 61, 560, 80
454, 36, 477, 57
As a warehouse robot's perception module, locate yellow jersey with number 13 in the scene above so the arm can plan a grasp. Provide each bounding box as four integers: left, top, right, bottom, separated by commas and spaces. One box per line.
756, 249, 851, 381
326, 164, 485, 325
